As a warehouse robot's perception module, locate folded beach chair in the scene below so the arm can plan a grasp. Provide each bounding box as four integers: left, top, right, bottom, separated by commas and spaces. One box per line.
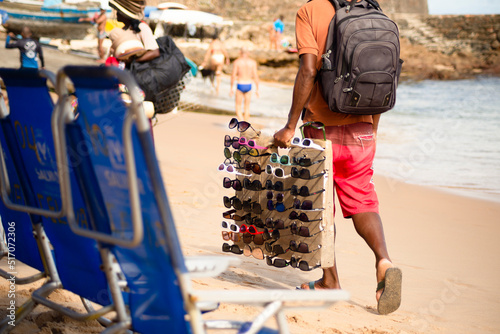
53, 65, 349, 334
0, 68, 125, 332
0, 122, 46, 285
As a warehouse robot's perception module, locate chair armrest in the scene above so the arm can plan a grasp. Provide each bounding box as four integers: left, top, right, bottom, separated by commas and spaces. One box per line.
194, 289, 349, 306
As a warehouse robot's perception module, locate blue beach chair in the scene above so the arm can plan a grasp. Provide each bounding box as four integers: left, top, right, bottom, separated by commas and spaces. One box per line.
0, 68, 125, 332
53, 65, 350, 334
0, 112, 46, 285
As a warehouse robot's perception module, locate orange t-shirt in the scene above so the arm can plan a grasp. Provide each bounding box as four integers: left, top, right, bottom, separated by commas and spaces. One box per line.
296, 0, 372, 126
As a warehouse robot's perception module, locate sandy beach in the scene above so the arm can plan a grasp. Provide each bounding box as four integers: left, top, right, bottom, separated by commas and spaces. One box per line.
1, 44, 500, 333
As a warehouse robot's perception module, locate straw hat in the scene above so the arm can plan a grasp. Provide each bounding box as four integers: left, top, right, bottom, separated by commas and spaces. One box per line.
109, 0, 145, 20
109, 28, 146, 60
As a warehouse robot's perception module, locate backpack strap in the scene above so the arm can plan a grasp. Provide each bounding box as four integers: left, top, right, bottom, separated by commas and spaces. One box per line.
366, 0, 382, 10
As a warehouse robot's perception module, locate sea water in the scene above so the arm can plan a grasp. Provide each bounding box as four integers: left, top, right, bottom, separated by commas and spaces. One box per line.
375, 77, 500, 202
187, 76, 500, 201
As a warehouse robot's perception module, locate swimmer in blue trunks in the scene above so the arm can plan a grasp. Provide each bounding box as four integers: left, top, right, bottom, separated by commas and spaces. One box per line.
230, 47, 259, 121
237, 83, 252, 93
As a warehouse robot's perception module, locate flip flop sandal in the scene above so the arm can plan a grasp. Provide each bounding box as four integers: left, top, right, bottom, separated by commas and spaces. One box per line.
295, 281, 316, 290
377, 267, 402, 315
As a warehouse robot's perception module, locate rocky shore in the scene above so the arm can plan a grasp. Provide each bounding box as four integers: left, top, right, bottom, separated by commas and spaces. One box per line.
177, 14, 500, 84
2, 12, 498, 84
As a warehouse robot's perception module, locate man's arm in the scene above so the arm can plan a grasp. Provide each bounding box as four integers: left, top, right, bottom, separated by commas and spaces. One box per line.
273, 53, 317, 147
229, 59, 238, 96
36, 41, 45, 68
372, 113, 381, 138
134, 49, 160, 62
252, 60, 259, 97
5, 33, 17, 49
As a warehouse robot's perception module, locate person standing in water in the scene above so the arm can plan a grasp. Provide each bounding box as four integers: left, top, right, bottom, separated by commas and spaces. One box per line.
229, 47, 259, 121
200, 32, 229, 95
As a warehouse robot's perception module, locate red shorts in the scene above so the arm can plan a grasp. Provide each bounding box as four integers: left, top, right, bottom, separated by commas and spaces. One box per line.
303, 122, 379, 218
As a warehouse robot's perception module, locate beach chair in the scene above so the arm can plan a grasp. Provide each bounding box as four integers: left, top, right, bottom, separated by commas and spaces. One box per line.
0, 68, 125, 332
53, 65, 349, 334
0, 116, 46, 285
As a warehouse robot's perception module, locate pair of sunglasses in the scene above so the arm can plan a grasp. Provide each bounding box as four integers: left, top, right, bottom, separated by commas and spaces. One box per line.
240, 146, 271, 158
239, 137, 268, 150
267, 200, 289, 212
229, 118, 258, 134
271, 153, 326, 167
291, 137, 325, 151
265, 165, 290, 178
289, 210, 322, 223
218, 163, 247, 176
290, 222, 323, 238
242, 161, 263, 174
292, 198, 324, 211
290, 257, 321, 271
266, 256, 321, 271
242, 199, 263, 214
265, 217, 285, 230
243, 178, 265, 191
291, 185, 325, 197
221, 220, 240, 232
243, 231, 270, 245
223, 177, 242, 191
265, 243, 289, 255
222, 242, 243, 255
224, 135, 241, 149
240, 223, 270, 235
291, 167, 326, 180
224, 197, 263, 215
243, 244, 265, 260
266, 191, 284, 202
222, 210, 251, 222
299, 121, 326, 141
223, 196, 242, 210
293, 156, 327, 167
265, 180, 291, 192
289, 240, 321, 254
222, 231, 240, 242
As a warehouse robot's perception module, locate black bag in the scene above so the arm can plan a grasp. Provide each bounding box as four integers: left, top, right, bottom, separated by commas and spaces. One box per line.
129, 35, 191, 106
318, 0, 403, 115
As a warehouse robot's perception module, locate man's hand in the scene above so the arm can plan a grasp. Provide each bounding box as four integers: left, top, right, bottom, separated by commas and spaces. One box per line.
8, 32, 15, 37
273, 127, 295, 148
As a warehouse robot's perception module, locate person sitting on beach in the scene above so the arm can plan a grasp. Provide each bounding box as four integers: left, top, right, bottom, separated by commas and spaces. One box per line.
273, 0, 402, 315
229, 47, 259, 122
79, 7, 108, 62
200, 33, 229, 95
5, 26, 44, 69
108, 0, 159, 64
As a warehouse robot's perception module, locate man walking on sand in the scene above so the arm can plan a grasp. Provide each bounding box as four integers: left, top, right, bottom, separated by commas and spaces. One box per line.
273, 0, 402, 315
79, 7, 107, 61
230, 47, 259, 121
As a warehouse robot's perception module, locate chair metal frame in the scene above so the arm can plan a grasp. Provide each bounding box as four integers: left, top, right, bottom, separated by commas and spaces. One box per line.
0, 69, 126, 333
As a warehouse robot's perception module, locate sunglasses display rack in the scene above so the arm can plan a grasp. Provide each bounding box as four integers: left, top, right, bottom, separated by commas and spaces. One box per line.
221, 119, 334, 272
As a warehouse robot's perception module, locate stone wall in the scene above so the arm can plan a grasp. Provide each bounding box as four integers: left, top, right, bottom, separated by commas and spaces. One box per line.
146, 0, 429, 20
378, 0, 428, 14
424, 15, 500, 53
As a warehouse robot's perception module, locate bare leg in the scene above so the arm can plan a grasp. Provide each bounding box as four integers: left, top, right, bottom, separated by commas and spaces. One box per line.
243, 92, 251, 121
235, 90, 243, 120
300, 212, 392, 296
215, 65, 223, 95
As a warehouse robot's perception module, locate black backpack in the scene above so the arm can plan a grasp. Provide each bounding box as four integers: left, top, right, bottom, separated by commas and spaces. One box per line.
318, 0, 403, 115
